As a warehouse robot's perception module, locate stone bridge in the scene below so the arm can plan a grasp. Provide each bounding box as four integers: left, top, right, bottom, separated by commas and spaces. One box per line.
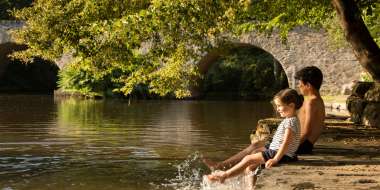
0, 21, 24, 78
198, 26, 362, 95
237, 26, 361, 95
1, 20, 362, 95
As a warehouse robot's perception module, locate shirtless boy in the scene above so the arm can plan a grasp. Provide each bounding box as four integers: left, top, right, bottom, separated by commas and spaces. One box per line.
295, 66, 325, 154
203, 66, 325, 170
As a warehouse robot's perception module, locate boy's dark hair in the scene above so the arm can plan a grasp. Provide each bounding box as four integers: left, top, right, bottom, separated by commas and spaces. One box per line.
295, 66, 323, 90
274, 88, 304, 110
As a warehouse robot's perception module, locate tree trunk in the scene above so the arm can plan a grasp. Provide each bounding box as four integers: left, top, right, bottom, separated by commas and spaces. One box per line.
332, 0, 380, 82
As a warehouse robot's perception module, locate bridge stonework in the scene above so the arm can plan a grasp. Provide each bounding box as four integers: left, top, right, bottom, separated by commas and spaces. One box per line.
1, 21, 362, 95
239, 26, 361, 95
0, 20, 23, 43
0, 21, 24, 78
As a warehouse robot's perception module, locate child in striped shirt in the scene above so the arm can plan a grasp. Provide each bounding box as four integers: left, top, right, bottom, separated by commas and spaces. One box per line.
207, 88, 303, 183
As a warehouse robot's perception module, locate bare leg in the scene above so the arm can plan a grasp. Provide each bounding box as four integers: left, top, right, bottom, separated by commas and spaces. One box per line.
203, 141, 265, 170
207, 152, 265, 183
245, 165, 257, 190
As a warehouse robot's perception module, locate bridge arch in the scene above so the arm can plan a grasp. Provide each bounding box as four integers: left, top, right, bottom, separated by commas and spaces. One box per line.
193, 43, 289, 99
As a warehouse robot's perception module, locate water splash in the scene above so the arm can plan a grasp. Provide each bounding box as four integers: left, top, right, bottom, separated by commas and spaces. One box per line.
1, 187, 14, 190
200, 171, 252, 190
160, 152, 255, 190
161, 152, 205, 190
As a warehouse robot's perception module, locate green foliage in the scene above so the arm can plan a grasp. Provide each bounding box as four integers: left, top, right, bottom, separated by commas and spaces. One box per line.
360, 71, 374, 82
323, 15, 349, 49
58, 60, 103, 98
58, 58, 128, 98
11, 0, 380, 98
324, 2, 380, 48
13, 0, 242, 98
363, 2, 380, 46
236, 0, 333, 41
146, 44, 199, 98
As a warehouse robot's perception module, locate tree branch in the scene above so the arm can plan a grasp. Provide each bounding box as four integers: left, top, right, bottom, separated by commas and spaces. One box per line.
332, 0, 380, 82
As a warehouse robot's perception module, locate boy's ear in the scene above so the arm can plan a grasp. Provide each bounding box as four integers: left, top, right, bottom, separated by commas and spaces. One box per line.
305, 82, 313, 89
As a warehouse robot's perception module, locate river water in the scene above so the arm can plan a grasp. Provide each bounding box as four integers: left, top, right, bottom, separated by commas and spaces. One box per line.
0, 95, 274, 190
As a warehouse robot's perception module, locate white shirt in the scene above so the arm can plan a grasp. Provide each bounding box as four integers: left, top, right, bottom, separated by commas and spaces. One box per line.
269, 116, 300, 157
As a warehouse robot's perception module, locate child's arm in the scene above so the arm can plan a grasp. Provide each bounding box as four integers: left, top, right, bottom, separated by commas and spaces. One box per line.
265, 128, 294, 168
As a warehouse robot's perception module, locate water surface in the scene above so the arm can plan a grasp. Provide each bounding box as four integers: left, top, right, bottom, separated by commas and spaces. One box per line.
0, 95, 274, 190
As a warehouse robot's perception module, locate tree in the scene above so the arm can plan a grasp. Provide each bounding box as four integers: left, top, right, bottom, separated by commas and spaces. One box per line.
13, 0, 243, 98
0, 0, 32, 19
11, 0, 380, 98
332, 0, 380, 82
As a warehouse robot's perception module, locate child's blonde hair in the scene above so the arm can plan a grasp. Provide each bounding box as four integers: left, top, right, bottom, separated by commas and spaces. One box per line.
274, 88, 304, 109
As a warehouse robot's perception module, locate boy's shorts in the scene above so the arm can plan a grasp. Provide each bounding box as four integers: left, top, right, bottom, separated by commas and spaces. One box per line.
296, 140, 314, 154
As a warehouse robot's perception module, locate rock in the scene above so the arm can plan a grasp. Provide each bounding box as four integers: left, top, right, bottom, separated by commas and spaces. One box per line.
346, 95, 367, 124
364, 82, 380, 102
341, 80, 356, 95
346, 82, 380, 127
250, 123, 271, 143
362, 103, 380, 127
351, 81, 373, 98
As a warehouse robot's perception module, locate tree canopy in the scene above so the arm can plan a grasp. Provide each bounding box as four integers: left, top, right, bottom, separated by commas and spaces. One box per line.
0, 0, 32, 19
11, 0, 380, 98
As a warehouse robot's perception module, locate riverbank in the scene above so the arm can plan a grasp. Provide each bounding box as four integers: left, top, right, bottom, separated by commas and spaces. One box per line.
254, 121, 380, 190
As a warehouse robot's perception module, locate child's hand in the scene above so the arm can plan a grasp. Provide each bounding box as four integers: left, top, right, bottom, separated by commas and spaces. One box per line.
265, 158, 278, 169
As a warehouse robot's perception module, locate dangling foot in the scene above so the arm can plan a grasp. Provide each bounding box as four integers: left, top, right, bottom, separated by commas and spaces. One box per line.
207, 172, 227, 183
202, 158, 220, 170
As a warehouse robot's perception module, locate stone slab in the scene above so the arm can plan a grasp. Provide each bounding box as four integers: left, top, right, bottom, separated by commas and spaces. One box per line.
255, 151, 380, 190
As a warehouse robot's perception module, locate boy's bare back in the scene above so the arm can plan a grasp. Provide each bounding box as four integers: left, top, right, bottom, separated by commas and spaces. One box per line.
298, 95, 325, 144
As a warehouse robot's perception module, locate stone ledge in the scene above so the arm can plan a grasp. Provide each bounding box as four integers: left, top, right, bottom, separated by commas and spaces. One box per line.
255, 150, 380, 190
254, 118, 380, 190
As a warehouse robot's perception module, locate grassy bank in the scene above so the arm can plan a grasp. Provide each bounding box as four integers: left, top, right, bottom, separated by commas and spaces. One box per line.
322, 95, 349, 104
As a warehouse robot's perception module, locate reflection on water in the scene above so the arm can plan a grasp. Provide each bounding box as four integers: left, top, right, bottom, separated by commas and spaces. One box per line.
0, 95, 274, 190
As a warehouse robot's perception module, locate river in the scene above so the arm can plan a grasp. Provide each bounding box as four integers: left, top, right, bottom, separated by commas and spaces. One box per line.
0, 95, 275, 190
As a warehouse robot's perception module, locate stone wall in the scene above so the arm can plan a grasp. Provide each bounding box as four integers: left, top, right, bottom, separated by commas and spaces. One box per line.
0, 20, 22, 44
239, 26, 362, 95
0, 20, 24, 78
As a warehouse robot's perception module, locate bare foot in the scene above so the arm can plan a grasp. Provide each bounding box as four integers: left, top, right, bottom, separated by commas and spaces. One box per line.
207, 172, 227, 183
202, 158, 220, 170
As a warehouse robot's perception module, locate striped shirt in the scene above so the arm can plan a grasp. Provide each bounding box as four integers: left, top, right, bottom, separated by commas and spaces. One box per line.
269, 116, 300, 157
